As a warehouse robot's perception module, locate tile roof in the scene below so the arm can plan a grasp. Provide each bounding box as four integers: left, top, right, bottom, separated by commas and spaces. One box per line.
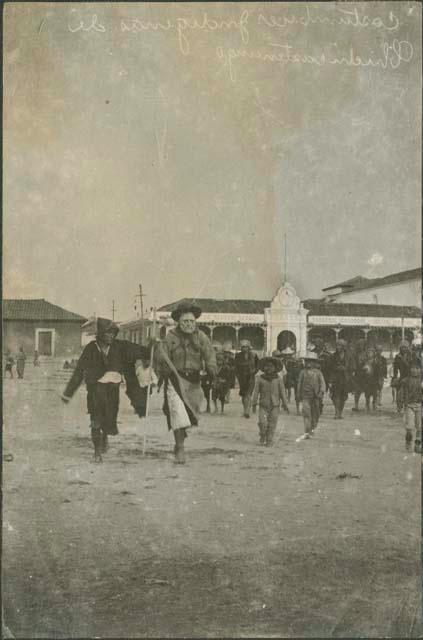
322, 268, 421, 293
158, 298, 270, 315
158, 297, 421, 319
303, 299, 421, 318
3, 299, 87, 322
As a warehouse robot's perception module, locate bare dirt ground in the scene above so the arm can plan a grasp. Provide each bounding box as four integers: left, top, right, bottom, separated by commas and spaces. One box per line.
2, 362, 422, 638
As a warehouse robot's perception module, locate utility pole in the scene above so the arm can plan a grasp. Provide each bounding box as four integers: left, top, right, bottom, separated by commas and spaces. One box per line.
283, 233, 287, 283
111, 300, 116, 321
135, 285, 146, 318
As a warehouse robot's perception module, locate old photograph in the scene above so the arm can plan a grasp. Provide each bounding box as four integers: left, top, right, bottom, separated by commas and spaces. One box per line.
2, 1, 422, 637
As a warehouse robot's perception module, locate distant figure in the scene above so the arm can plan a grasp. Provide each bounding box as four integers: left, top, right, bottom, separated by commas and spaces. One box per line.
16, 347, 26, 379
392, 340, 412, 413
212, 351, 233, 414
234, 340, 258, 419
33, 350, 40, 367
4, 352, 14, 379
374, 345, 387, 406
327, 339, 355, 419
252, 357, 289, 446
63, 360, 71, 370
297, 352, 326, 439
401, 363, 422, 454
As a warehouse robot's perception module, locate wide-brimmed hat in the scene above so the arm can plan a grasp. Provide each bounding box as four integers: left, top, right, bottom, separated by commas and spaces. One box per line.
96, 317, 119, 337
399, 339, 410, 349
171, 302, 202, 322
239, 340, 252, 349
281, 347, 295, 356
272, 349, 283, 358
259, 356, 283, 372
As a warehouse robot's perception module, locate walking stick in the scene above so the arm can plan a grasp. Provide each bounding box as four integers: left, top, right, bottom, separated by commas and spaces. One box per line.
143, 307, 157, 455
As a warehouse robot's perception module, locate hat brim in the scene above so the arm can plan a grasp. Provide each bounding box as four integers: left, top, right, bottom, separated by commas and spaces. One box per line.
259, 357, 283, 372
171, 305, 202, 322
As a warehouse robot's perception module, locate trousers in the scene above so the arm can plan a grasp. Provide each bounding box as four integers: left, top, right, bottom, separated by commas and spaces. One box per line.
258, 406, 279, 442
405, 403, 422, 441
302, 398, 320, 434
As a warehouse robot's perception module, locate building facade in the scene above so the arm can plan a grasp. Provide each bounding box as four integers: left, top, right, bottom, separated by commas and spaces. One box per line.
3, 299, 87, 357
322, 268, 420, 307
155, 281, 421, 357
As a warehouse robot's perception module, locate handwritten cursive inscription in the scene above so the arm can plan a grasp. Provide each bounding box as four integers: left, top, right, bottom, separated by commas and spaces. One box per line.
120, 10, 250, 55
217, 39, 414, 81
258, 6, 400, 32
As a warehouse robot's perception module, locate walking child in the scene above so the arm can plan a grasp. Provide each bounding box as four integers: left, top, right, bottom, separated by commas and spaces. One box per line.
400, 363, 422, 454
297, 352, 326, 438
252, 357, 289, 446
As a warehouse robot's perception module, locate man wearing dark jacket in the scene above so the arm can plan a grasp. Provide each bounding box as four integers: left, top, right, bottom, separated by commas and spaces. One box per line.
62, 317, 151, 462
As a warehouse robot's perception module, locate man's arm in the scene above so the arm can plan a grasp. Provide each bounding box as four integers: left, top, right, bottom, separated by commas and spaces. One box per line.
252, 377, 260, 408
62, 347, 89, 400
200, 333, 217, 377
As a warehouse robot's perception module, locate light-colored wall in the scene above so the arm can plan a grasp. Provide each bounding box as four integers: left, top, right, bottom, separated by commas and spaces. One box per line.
327, 279, 421, 307
3, 321, 83, 356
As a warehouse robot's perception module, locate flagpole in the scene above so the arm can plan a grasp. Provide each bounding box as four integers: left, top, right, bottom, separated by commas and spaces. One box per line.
143, 307, 157, 455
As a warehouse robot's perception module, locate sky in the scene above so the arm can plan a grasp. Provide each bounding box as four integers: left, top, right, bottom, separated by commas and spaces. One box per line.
3, 2, 421, 321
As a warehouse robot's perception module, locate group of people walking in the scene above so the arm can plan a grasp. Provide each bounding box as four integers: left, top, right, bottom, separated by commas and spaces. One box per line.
3, 347, 33, 379
61, 301, 422, 464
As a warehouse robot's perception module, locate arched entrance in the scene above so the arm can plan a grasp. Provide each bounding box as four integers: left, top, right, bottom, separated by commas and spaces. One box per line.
212, 326, 236, 350
277, 330, 297, 352
198, 325, 211, 338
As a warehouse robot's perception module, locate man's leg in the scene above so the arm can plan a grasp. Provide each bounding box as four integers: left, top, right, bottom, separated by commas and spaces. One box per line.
311, 399, 320, 431
243, 394, 251, 418
353, 390, 361, 411
302, 399, 312, 436
173, 428, 186, 464
91, 422, 103, 463
258, 407, 267, 444
404, 407, 413, 451
266, 408, 279, 446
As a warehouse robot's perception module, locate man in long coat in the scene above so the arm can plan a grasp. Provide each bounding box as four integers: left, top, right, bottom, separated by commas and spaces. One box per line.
155, 302, 216, 463
62, 317, 151, 462
327, 339, 355, 419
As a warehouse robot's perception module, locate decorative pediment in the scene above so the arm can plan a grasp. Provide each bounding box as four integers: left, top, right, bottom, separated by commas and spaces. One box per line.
270, 282, 302, 311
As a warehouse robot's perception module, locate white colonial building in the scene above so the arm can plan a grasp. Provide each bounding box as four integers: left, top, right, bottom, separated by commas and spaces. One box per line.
322, 267, 420, 307
155, 279, 421, 358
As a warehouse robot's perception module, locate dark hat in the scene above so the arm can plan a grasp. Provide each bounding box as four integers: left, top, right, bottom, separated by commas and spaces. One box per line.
96, 317, 119, 337
171, 302, 202, 322
259, 356, 283, 372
